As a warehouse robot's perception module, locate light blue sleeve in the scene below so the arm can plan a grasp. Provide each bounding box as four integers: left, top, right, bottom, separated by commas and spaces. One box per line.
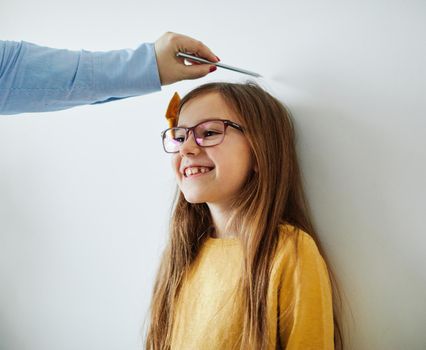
0, 40, 162, 114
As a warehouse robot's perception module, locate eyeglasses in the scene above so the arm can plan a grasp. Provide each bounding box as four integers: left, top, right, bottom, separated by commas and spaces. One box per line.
161, 119, 244, 153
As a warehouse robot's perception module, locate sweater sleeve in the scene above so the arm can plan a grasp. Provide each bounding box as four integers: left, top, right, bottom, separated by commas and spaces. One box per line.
0, 40, 161, 114
278, 233, 334, 349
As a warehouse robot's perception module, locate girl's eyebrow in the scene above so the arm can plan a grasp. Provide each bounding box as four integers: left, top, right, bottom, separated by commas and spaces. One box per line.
177, 117, 218, 128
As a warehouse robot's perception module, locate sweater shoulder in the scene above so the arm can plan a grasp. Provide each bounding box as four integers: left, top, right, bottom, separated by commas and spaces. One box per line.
276, 223, 319, 253
273, 224, 326, 277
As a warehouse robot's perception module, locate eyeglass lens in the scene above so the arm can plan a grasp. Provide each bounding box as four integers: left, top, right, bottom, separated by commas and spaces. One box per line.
163, 120, 225, 153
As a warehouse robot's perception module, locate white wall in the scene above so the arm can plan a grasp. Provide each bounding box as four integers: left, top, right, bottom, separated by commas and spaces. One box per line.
1, 0, 425, 349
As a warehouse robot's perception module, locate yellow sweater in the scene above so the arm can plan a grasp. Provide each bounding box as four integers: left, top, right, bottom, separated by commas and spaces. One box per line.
170, 224, 334, 349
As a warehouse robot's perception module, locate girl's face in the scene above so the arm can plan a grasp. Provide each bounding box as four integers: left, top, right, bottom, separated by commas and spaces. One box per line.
172, 92, 255, 207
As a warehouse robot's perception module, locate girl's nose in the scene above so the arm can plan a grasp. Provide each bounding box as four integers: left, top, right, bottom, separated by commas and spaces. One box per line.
179, 130, 201, 156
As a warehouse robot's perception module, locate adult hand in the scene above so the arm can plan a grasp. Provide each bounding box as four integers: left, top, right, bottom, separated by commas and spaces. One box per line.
154, 32, 219, 85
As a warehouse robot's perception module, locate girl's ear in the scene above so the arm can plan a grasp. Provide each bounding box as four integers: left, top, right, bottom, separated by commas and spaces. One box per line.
253, 159, 259, 173
251, 151, 258, 172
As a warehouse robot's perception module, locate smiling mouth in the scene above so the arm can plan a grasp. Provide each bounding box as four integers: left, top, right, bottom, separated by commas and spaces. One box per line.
184, 167, 215, 178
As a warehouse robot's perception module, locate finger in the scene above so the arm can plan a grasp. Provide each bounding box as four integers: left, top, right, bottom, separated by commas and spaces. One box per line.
185, 58, 202, 65
177, 35, 219, 63
181, 64, 217, 80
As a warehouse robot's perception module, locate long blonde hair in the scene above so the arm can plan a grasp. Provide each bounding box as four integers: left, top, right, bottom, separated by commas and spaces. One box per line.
145, 82, 344, 349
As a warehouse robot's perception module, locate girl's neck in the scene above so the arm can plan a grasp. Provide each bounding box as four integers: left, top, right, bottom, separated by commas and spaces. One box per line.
207, 202, 236, 239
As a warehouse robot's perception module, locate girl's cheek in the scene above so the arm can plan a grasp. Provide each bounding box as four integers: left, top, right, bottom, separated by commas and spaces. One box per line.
171, 156, 180, 172
171, 158, 183, 183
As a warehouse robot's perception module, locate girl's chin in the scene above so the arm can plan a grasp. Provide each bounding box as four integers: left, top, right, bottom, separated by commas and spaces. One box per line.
183, 193, 208, 204
181, 189, 217, 203
185, 199, 205, 204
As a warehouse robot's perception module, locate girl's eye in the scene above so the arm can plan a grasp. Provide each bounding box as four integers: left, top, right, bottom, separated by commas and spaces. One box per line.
174, 137, 185, 143
203, 130, 222, 137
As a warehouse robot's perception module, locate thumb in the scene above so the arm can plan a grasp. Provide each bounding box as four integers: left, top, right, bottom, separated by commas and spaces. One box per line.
181, 64, 217, 80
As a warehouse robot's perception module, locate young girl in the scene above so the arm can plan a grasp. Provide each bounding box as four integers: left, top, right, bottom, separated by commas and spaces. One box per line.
145, 82, 344, 349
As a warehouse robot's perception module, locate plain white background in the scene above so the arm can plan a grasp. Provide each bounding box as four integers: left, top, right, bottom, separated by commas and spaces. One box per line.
1, 0, 425, 349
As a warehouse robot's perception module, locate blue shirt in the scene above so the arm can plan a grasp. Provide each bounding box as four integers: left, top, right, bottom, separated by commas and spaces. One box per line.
0, 40, 162, 114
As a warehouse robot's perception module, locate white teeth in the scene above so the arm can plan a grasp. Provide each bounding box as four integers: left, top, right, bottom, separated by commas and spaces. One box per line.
184, 167, 213, 177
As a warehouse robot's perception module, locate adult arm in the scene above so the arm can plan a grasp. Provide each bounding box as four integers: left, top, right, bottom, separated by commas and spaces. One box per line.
0, 40, 161, 114
0, 32, 219, 115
